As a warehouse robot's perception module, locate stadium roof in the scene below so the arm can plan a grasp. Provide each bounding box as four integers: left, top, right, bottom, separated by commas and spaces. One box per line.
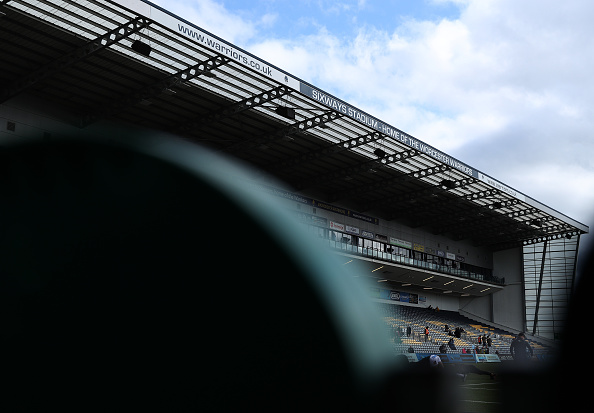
0, 0, 588, 251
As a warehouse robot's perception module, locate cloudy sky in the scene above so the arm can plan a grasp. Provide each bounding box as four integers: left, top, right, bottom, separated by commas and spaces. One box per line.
154, 0, 594, 251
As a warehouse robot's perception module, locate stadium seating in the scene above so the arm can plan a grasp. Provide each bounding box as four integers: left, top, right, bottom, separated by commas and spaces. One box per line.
377, 302, 549, 357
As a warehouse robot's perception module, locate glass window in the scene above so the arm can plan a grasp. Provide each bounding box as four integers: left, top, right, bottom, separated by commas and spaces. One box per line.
523, 237, 579, 341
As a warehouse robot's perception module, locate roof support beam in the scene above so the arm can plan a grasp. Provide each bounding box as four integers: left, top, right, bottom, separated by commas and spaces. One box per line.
531, 239, 548, 336
81, 54, 230, 126
177, 84, 290, 134
223, 110, 342, 154
0, 16, 151, 103
269, 131, 388, 174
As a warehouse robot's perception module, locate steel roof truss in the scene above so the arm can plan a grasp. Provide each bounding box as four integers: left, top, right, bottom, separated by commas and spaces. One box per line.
223, 110, 342, 154
0, 15, 150, 103
82, 54, 231, 126
177, 85, 291, 134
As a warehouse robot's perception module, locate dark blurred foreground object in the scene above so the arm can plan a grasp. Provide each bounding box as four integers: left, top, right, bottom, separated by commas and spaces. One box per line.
500, 240, 594, 412
0, 131, 592, 412
0, 132, 400, 411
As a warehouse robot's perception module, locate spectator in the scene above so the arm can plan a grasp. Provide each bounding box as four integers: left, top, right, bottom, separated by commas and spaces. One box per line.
406, 325, 411, 337
416, 354, 443, 370
462, 348, 467, 354
439, 344, 447, 354
444, 324, 449, 333
448, 338, 456, 351
424, 326, 429, 342
394, 328, 402, 344
510, 332, 533, 362
487, 335, 492, 347
408, 346, 414, 353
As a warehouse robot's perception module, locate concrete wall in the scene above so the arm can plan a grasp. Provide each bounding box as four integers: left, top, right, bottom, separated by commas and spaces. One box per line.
492, 247, 525, 332
458, 247, 525, 332
459, 294, 491, 322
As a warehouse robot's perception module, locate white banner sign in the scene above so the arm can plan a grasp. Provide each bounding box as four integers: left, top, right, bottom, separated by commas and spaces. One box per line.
329, 221, 345, 232
124, 0, 300, 89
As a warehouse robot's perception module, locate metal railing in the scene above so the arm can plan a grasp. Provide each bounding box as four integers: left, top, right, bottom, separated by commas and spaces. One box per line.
323, 238, 504, 285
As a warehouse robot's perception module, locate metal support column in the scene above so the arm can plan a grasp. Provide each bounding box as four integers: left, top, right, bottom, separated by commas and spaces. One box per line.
571, 234, 580, 295
532, 240, 548, 336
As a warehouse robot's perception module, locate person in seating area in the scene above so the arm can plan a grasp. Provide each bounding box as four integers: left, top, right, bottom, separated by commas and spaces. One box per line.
448, 338, 456, 351
510, 332, 533, 362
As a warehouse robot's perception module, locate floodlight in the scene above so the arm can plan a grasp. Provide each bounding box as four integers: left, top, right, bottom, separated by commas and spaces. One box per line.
275, 106, 295, 120
373, 148, 386, 158
131, 39, 151, 57
440, 179, 455, 189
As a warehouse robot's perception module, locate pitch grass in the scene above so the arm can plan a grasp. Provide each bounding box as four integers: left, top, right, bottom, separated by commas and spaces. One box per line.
457, 363, 501, 413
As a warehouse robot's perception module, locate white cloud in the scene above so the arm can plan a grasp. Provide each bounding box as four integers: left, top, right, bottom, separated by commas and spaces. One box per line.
259, 13, 278, 28
246, 0, 594, 229
151, 0, 256, 45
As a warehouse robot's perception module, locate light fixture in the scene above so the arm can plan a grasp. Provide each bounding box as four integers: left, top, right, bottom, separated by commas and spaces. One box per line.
377, 279, 388, 283
423, 287, 433, 290
422, 276, 434, 282
443, 290, 453, 294
462, 284, 474, 289
444, 280, 454, 286
131, 39, 152, 57
371, 265, 384, 272
480, 288, 491, 293
402, 283, 411, 287
275, 106, 296, 119
343, 260, 353, 265
440, 179, 456, 189
373, 148, 386, 158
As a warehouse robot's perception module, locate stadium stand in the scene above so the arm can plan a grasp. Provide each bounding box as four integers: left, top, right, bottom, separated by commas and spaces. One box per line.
377, 303, 549, 357
1, 1, 593, 410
